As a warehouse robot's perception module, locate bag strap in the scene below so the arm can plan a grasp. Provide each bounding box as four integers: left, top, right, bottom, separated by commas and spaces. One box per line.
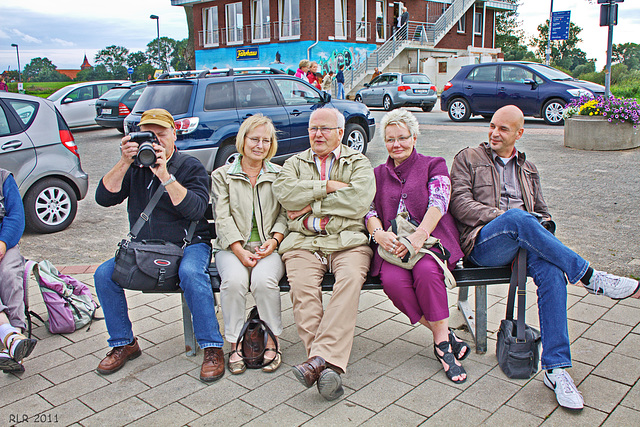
505, 248, 528, 340
235, 307, 279, 365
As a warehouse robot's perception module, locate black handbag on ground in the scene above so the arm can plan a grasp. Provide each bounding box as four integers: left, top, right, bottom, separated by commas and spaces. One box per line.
496, 248, 542, 379
111, 181, 197, 292
236, 306, 278, 369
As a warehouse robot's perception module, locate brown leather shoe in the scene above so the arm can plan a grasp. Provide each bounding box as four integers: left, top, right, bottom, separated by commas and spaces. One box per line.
200, 347, 225, 382
291, 356, 326, 388
97, 338, 141, 375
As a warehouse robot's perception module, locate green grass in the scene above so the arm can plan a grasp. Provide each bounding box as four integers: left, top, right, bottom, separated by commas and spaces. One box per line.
7, 81, 76, 98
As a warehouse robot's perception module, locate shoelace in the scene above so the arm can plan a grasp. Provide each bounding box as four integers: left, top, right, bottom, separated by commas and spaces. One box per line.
555, 370, 581, 395
592, 272, 618, 296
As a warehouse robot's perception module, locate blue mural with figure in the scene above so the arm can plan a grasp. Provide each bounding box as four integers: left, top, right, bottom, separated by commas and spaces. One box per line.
196, 41, 377, 75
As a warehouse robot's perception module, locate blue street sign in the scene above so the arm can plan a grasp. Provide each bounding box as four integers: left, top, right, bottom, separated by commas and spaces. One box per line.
127, 67, 134, 75
550, 10, 571, 41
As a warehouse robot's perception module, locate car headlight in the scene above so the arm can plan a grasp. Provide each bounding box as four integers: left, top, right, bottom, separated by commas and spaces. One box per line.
567, 89, 594, 98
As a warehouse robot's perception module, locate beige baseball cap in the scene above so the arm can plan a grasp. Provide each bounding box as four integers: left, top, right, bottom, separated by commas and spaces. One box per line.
139, 108, 175, 129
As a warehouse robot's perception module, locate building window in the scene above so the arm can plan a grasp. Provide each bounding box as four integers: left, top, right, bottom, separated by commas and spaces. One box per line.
438, 62, 447, 74
226, 2, 243, 45
474, 12, 482, 36
457, 12, 465, 33
279, 0, 300, 39
202, 6, 219, 47
335, 0, 348, 39
375, 0, 385, 41
355, 0, 367, 40
252, 0, 270, 41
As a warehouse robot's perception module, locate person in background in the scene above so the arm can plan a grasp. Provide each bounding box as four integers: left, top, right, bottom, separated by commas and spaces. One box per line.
321, 71, 334, 96
307, 62, 322, 90
371, 67, 381, 82
211, 114, 287, 375
0, 76, 8, 92
336, 65, 345, 100
295, 60, 310, 83
0, 168, 35, 374
365, 109, 468, 384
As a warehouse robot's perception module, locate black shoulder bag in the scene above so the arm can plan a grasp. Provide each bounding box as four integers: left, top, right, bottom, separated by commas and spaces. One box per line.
496, 248, 542, 379
236, 306, 278, 369
111, 166, 197, 292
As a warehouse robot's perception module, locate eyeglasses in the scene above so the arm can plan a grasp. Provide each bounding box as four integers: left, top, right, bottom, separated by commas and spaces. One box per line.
385, 135, 413, 144
308, 127, 339, 135
246, 136, 271, 145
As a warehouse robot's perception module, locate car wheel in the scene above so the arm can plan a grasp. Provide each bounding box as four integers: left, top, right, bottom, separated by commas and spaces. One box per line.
24, 178, 78, 234
343, 123, 368, 154
214, 143, 239, 170
421, 105, 434, 112
542, 99, 566, 125
355, 94, 363, 103
383, 95, 394, 111
448, 98, 471, 122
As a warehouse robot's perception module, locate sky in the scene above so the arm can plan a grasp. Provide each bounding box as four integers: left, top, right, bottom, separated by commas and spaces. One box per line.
0, 0, 638, 72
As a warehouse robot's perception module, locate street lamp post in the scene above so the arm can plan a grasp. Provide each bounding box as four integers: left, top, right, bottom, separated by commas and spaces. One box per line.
545, 0, 554, 66
150, 15, 161, 72
10, 43, 21, 85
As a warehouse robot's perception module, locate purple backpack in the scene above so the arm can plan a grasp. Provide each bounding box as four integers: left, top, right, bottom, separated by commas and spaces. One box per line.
25, 260, 100, 334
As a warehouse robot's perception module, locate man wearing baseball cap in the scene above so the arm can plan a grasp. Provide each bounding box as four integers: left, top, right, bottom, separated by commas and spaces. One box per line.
94, 108, 225, 382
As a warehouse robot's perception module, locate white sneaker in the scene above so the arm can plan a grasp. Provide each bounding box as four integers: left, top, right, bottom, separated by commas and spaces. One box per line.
544, 369, 584, 410
583, 270, 640, 300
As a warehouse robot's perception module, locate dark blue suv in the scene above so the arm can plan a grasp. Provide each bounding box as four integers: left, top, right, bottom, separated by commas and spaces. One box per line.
440, 62, 605, 125
124, 68, 376, 172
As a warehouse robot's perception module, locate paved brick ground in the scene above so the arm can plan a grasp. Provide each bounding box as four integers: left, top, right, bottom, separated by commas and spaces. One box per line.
2, 266, 639, 426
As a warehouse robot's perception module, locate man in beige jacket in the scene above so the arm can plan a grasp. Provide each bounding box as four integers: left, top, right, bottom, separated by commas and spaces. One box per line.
273, 107, 375, 400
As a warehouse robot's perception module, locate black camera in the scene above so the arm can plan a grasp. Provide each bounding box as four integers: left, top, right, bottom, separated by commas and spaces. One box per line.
128, 131, 159, 167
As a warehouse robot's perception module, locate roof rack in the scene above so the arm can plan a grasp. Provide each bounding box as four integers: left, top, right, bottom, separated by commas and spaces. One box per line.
157, 67, 286, 80
156, 70, 209, 80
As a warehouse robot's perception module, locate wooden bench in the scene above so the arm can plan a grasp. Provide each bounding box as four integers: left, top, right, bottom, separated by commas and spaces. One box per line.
144, 204, 515, 357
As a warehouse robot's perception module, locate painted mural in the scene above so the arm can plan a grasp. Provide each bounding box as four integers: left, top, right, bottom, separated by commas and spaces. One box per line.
196, 41, 378, 76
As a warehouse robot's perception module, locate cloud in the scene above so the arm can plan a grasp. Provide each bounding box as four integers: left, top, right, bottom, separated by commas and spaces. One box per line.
11, 29, 42, 44
50, 38, 75, 48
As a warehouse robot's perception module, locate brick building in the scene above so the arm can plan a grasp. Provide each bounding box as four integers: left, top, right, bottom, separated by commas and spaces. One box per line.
171, 0, 515, 91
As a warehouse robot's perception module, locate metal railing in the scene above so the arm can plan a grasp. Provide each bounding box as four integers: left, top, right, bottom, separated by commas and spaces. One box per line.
198, 29, 220, 47
275, 19, 301, 40
334, 20, 351, 39
433, 0, 474, 45
248, 22, 271, 42
355, 21, 370, 40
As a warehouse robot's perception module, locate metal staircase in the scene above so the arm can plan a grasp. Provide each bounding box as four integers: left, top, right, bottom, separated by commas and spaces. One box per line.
343, 0, 475, 95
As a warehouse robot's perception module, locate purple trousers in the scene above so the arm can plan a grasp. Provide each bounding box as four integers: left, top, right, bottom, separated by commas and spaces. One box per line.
379, 254, 450, 324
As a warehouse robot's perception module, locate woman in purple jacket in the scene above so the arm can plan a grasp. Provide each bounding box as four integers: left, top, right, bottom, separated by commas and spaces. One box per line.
365, 109, 469, 383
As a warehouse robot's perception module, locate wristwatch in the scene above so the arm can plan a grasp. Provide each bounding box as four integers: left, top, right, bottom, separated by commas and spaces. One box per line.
161, 174, 177, 187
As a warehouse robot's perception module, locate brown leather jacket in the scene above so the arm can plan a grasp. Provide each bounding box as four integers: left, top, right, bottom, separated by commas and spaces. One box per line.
449, 142, 550, 256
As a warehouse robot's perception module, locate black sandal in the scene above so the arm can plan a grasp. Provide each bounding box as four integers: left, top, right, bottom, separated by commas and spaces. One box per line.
434, 340, 467, 384
449, 328, 470, 361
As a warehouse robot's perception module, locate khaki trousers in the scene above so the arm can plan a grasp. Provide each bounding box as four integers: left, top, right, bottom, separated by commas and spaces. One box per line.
282, 245, 372, 372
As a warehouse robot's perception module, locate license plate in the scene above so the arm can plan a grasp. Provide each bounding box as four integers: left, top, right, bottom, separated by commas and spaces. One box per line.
101, 108, 112, 115
413, 89, 429, 94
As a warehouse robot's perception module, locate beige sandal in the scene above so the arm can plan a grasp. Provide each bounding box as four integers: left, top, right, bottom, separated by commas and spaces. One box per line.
262, 348, 282, 373
227, 350, 246, 375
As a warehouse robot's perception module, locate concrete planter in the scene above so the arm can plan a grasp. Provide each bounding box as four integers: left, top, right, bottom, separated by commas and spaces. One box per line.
564, 115, 640, 151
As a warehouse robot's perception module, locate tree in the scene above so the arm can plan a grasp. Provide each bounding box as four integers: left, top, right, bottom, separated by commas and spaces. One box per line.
171, 38, 190, 71
95, 45, 130, 74
183, 6, 196, 70
23, 57, 58, 81
146, 37, 177, 71
529, 20, 593, 72
494, 1, 537, 62
127, 51, 154, 81
75, 64, 112, 81
612, 42, 640, 71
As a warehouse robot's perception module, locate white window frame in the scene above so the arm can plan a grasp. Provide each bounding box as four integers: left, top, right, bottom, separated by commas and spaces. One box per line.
226, 2, 244, 45
375, 0, 386, 41
335, 0, 348, 40
457, 12, 465, 33
279, 0, 300, 40
252, 0, 270, 42
474, 11, 482, 36
355, 0, 367, 41
203, 6, 219, 47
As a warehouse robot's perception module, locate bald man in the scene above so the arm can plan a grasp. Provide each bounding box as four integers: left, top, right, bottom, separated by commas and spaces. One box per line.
449, 105, 639, 410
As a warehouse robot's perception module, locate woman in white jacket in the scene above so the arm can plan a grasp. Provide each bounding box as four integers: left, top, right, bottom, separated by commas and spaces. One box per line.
211, 115, 287, 375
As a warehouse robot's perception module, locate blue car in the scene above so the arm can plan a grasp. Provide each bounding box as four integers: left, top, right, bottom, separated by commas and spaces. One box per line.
440, 62, 605, 125
124, 68, 375, 172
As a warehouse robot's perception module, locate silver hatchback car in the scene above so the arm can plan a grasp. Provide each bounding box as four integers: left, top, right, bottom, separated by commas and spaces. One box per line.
0, 92, 88, 233
355, 73, 438, 112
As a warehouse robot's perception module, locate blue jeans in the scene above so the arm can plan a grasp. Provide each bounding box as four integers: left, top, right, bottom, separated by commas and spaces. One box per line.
468, 209, 589, 370
336, 82, 345, 99
95, 242, 223, 349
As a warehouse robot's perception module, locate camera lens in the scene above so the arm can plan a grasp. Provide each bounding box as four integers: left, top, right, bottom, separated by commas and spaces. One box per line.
137, 142, 157, 167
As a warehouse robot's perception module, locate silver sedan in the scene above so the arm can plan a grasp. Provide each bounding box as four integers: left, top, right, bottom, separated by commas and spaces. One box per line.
355, 73, 437, 112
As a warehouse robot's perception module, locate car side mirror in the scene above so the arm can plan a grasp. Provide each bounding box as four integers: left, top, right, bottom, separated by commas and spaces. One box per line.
364, 83, 370, 88
62, 97, 74, 104
524, 79, 537, 89
320, 91, 331, 103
